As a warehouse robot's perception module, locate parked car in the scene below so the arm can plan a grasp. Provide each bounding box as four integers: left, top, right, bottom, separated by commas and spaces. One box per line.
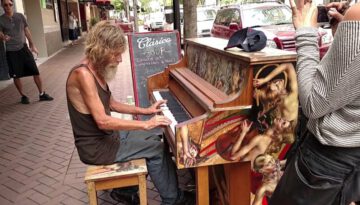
147, 12, 164, 31
115, 19, 134, 33
180, 7, 217, 44
211, 2, 332, 58
196, 7, 217, 37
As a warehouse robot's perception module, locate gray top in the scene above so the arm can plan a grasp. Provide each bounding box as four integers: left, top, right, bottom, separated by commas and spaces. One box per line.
295, 21, 360, 147
0, 12, 28, 51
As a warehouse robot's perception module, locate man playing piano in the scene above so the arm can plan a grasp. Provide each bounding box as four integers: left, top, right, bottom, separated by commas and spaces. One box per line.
66, 21, 194, 205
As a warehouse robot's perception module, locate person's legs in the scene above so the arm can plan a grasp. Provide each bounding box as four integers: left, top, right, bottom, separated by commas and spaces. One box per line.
33, 75, 43, 93
13, 78, 25, 96
13, 78, 30, 104
115, 130, 179, 205
23, 50, 53, 101
269, 134, 360, 205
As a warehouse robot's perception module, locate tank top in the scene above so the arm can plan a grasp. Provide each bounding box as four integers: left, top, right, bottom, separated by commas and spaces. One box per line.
66, 64, 120, 165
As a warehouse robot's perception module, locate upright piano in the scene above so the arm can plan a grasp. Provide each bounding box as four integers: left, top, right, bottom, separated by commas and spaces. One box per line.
147, 37, 297, 205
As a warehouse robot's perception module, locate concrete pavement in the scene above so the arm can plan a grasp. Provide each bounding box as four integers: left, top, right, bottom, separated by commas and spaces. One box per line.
0, 38, 193, 204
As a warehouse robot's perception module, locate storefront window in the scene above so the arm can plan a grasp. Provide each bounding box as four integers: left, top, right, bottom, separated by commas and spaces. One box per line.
40, 0, 54, 9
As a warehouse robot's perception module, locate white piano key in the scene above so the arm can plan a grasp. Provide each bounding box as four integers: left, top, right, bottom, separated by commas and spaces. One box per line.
153, 90, 180, 134
153, 91, 163, 101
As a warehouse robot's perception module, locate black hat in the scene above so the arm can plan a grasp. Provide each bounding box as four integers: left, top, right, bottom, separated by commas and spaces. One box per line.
224, 28, 267, 52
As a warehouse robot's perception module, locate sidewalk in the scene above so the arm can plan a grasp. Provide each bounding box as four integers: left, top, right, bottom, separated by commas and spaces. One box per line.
0, 39, 193, 204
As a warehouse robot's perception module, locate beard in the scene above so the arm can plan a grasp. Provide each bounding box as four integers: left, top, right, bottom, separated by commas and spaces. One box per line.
98, 63, 118, 82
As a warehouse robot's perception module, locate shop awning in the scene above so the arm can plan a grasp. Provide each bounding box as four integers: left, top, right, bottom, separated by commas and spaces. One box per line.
95, 0, 114, 10
95, 0, 111, 3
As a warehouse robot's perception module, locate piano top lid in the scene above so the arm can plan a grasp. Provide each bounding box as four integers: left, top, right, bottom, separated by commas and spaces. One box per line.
186, 37, 297, 65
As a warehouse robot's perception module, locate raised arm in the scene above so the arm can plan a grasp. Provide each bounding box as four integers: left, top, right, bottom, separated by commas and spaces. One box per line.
231, 120, 252, 156
296, 6, 360, 118
253, 63, 298, 95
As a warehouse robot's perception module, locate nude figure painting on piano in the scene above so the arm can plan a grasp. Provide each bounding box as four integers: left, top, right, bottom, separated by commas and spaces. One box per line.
176, 110, 252, 169
168, 46, 298, 169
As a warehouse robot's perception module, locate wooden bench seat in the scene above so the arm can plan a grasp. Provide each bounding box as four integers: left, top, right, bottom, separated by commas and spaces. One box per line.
84, 159, 148, 205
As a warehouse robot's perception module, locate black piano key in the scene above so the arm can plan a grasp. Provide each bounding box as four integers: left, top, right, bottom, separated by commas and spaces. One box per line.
159, 91, 191, 123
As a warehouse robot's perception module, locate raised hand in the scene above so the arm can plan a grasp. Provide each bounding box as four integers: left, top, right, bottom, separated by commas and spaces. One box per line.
253, 78, 267, 88
327, 1, 350, 26
290, 0, 318, 29
326, 1, 350, 11
231, 120, 253, 156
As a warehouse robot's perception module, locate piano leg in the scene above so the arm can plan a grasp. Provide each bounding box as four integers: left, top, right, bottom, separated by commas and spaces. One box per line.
224, 162, 251, 205
195, 166, 209, 205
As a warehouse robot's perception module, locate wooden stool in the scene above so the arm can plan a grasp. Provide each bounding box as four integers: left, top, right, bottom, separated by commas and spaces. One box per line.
84, 159, 148, 205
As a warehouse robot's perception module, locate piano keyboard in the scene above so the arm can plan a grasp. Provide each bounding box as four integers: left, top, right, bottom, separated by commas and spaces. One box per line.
153, 90, 191, 133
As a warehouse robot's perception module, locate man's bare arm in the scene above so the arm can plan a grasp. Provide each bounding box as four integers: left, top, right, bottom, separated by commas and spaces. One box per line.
109, 96, 151, 115
24, 27, 38, 54
109, 97, 167, 115
69, 69, 170, 131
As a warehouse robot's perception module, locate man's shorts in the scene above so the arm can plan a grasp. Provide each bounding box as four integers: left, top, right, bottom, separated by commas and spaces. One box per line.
6, 44, 39, 79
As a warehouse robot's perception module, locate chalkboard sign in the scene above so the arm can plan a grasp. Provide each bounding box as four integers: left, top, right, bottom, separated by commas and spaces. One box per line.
128, 31, 181, 110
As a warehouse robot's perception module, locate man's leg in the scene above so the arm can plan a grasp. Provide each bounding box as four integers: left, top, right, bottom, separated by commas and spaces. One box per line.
115, 130, 179, 205
33, 75, 53, 101
13, 78, 25, 96
33, 75, 43, 93
14, 78, 30, 104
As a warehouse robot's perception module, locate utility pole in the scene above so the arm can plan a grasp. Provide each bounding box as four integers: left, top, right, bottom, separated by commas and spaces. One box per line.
173, 0, 180, 33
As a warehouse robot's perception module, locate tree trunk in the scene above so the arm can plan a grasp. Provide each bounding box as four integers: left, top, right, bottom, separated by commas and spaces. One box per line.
133, 0, 138, 32
124, 0, 130, 20
183, 0, 197, 40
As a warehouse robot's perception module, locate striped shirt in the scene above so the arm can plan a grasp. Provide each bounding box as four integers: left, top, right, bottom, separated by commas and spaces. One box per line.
295, 21, 360, 147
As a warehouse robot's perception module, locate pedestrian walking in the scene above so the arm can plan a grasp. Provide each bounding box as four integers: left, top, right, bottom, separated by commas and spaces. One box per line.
0, 0, 53, 104
68, 11, 78, 46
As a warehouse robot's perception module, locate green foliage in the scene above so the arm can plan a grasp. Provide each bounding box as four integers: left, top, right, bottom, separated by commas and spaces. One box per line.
111, 0, 124, 11
90, 17, 99, 27
221, 0, 239, 5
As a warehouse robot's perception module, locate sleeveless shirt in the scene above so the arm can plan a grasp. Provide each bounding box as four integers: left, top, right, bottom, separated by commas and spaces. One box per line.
66, 64, 120, 165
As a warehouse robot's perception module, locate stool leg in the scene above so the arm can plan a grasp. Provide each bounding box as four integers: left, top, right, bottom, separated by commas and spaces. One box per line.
138, 175, 147, 205
87, 181, 98, 205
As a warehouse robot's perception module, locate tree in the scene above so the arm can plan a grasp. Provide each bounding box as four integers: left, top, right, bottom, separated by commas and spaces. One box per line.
111, 0, 124, 11
183, 0, 197, 39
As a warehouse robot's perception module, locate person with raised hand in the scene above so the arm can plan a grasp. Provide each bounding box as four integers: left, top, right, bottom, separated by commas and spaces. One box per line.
268, 0, 360, 204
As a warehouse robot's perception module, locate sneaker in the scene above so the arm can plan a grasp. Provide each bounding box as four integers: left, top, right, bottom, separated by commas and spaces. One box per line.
21, 95, 30, 104
175, 191, 196, 205
39, 92, 54, 101
110, 189, 140, 205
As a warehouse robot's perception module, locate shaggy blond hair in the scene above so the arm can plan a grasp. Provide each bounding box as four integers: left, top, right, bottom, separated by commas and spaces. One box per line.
85, 21, 127, 70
